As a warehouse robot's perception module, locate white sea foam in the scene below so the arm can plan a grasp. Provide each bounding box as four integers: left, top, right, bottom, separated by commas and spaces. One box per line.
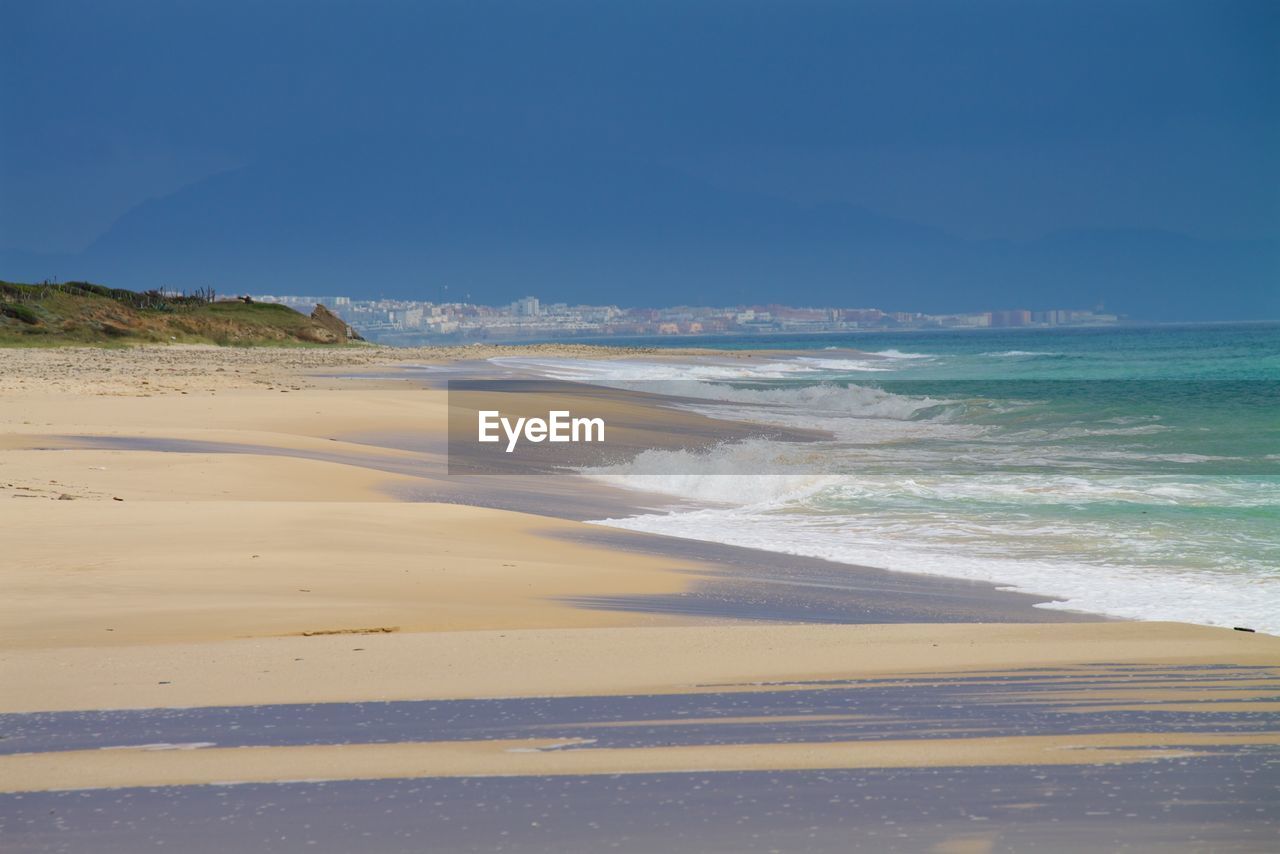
589, 499, 1280, 634
633, 381, 958, 430
814, 473, 1280, 508
981, 350, 1060, 357
490, 355, 895, 382
868, 349, 934, 359
582, 435, 1280, 633
538, 352, 1279, 634
586, 440, 1279, 509
584, 440, 839, 505
494, 355, 965, 440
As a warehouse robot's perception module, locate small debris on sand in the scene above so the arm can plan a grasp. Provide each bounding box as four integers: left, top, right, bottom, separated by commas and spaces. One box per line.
299, 626, 399, 637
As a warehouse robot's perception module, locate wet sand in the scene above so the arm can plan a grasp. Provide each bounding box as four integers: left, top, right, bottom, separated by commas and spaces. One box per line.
7, 758, 1272, 854
6, 663, 1276, 759
2, 345, 1277, 851
2, 661, 1277, 848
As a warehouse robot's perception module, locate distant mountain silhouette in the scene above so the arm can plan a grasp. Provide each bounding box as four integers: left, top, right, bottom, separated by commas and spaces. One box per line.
4, 139, 1276, 319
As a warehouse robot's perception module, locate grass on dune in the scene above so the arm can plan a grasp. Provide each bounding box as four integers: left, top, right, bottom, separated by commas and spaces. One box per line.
0, 281, 363, 348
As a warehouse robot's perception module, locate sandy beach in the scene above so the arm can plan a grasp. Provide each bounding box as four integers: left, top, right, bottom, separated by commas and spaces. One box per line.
2, 345, 1277, 850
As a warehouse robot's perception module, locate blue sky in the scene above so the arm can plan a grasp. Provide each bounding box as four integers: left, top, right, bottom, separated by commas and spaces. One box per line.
1, 0, 1277, 318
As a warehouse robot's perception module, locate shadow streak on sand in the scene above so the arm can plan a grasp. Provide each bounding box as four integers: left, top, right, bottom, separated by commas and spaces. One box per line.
2, 663, 1277, 852
550, 527, 1106, 623
4, 756, 1277, 854
3, 664, 1275, 755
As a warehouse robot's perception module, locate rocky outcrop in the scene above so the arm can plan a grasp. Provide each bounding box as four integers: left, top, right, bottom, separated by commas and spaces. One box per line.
311, 304, 364, 342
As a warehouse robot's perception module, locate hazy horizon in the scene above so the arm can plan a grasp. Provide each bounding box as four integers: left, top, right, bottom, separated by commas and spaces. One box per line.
3, 0, 1277, 321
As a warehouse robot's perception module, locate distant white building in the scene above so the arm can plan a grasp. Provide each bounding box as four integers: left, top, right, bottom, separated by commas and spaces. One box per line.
390, 308, 424, 329
511, 296, 540, 317
251, 294, 350, 309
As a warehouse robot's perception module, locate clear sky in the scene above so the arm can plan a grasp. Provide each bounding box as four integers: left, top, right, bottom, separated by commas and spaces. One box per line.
2, 0, 1277, 318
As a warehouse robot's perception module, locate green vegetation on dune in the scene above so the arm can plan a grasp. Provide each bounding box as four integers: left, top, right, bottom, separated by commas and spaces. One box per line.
0, 281, 364, 347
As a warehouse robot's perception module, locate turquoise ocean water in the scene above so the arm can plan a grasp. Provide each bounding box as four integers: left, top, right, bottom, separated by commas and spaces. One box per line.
498, 323, 1280, 632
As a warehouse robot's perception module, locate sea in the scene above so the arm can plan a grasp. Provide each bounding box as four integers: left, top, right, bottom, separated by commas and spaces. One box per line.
494, 323, 1280, 633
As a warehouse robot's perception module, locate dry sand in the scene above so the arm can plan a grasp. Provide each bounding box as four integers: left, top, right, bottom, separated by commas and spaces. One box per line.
0, 501, 695, 651
3, 622, 1274, 714
0, 342, 720, 397
2, 344, 1277, 792
8, 733, 1277, 794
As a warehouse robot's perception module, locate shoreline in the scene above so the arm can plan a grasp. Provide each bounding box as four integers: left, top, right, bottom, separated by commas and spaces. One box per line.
4, 354, 1120, 628
0, 344, 1268, 636
1, 343, 1276, 802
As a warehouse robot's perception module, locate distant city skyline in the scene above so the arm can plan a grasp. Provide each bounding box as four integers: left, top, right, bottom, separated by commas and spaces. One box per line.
248, 291, 1119, 343
3, 1, 1277, 320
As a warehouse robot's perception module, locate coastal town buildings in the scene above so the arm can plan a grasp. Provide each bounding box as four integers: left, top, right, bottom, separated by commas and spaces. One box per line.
248, 293, 1121, 343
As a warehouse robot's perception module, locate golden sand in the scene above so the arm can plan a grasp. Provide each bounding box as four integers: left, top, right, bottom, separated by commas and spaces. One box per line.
2, 622, 1275, 714
5, 732, 1276, 794
2, 344, 1276, 788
